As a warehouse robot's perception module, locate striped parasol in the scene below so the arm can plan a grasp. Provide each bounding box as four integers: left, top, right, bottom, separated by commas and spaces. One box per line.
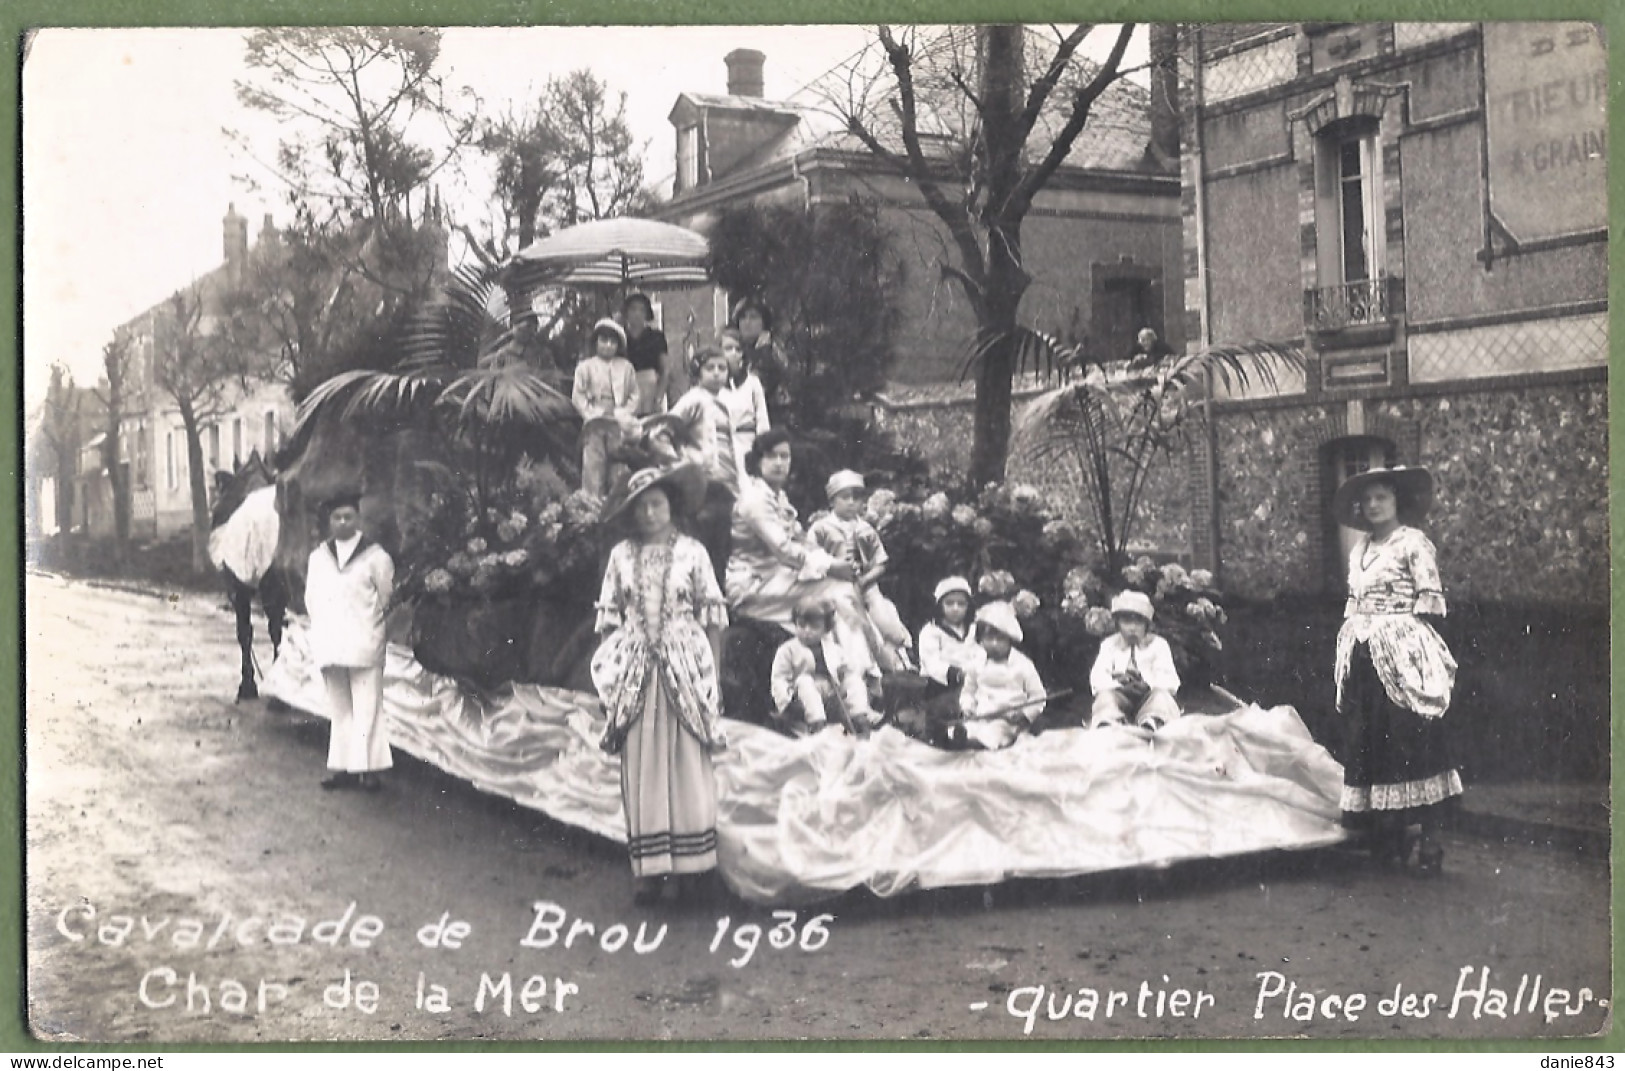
502, 217, 711, 293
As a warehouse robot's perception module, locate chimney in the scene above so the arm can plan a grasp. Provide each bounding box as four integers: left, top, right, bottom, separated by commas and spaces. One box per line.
725, 48, 765, 98
223, 203, 249, 272
259, 212, 277, 246
1147, 25, 1181, 170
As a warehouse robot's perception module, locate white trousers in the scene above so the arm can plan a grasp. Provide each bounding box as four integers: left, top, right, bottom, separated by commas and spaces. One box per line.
322, 665, 392, 772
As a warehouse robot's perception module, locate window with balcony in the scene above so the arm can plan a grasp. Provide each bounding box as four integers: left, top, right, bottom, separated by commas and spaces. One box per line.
1307, 118, 1395, 332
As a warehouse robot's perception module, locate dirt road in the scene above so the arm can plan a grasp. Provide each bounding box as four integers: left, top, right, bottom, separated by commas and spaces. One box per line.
23, 575, 1612, 1044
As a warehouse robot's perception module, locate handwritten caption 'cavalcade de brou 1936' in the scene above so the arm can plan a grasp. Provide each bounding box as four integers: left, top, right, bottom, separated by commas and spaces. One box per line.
55, 898, 836, 1018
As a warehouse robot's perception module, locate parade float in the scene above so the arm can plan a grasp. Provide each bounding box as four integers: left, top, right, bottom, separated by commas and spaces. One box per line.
258, 216, 1348, 905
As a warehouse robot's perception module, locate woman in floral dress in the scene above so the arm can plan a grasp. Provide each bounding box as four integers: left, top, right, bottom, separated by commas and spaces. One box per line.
590, 463, 729, 905
1332, 466, 1460, 874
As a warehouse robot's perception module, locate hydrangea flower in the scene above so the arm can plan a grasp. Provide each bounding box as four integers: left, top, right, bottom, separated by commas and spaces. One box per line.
1190, 568, 1214, 590
1084, 606, 1116, 638
972, 517, 995, 539
446, 552, 476, 577
866, 489, 897, 524
922, 492, 951, 520
495, 522, 519, 544
1012, 589, 1041, 618
978, 570, 1016, 597
1121, 564, 1146, 586
467, 537, 488, 555
503, 549, 530, 568
951, 504, 978, 527
1010, 483, 1043, 511
424, 568, 455, 594
509, 510, 529, 533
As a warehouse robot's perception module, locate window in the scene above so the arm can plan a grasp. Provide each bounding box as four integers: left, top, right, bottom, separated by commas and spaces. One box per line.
132, 420, 149, 490
677, 125, 700, 191
1309, 118, 1390, 329
232, 417, 243, 467
263, 411, 277, 456
1095, 275, 1161, 359
208, 424, 221, 471
166, 431, 177, 491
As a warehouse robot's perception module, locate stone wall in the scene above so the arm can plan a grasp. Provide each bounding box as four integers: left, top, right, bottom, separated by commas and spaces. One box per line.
1211, 378, 1608, 606
877, 385, 1196, 561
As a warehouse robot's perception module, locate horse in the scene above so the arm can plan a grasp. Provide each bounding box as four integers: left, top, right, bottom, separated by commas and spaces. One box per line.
208, 452, 289, 701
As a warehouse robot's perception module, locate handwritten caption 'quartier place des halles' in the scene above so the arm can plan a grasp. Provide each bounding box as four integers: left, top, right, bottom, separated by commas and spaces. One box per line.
996, 969, 1609, 1034
55, 899, 833, 1018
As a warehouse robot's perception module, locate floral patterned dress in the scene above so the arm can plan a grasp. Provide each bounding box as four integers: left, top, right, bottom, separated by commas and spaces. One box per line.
590, 533, 728, 878
1334, 525, 1462, 815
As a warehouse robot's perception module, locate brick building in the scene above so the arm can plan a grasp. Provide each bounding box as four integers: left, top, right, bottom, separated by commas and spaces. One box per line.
650, 39, 1185, 432
1177, 22, 1607, 606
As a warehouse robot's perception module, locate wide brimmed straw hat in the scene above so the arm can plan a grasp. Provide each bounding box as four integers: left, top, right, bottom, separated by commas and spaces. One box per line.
974, 600, 1023, 644
934, 576, 972, 603
599, 463, 706, 527
825, 470, 866, 499
1110, 590, 1155, 623
1332, 465, 1434, 531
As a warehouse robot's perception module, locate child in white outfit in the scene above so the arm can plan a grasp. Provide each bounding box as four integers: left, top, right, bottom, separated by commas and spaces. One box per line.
950, 601, 1047, 751
809, 471, 912, 672
770, 597, 875, 735
572, 318, 639, 498
1090, 590, 1182, 730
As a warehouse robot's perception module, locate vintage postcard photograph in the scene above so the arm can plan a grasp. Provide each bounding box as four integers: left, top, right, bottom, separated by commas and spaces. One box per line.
20, 20, 1612, 1045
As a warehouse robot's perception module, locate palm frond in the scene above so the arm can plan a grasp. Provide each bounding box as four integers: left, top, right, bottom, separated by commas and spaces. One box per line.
394, 261, 507, 373
957, 325, 1076, 383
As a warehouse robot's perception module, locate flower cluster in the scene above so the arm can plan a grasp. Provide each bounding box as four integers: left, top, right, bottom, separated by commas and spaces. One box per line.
396, 459, 604, 607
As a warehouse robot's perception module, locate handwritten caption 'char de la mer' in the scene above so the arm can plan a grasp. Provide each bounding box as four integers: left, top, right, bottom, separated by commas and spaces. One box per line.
55, 899, 834, 1018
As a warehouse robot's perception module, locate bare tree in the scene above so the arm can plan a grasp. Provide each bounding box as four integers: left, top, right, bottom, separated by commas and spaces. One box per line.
229, 29, 465, 395
36, 363, 84, 536
94, 334, 134, 569
832, 24, 1138, 485
152, 288, 243, 575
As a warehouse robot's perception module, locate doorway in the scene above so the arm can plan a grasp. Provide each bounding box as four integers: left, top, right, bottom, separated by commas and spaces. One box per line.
1323, 436, 1393, 591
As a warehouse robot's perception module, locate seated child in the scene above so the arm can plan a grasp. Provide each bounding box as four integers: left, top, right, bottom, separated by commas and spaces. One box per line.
948, 601, 1047, 751
918, 576, 984, 693
808, 471, 912, 672
571, 318, 639, 498
1090, 590, 1181, 731
770, 596, 876, 736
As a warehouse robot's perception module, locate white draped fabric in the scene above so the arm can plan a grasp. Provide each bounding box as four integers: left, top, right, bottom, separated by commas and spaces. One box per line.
207, 485, 280, 584
264, 622, 1347, 904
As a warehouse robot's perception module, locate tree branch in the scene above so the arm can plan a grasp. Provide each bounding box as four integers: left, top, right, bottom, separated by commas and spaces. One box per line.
1010, 22, 1136, 217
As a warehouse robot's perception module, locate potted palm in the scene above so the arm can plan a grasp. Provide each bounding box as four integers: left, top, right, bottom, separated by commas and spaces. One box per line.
294, 263, 594, 687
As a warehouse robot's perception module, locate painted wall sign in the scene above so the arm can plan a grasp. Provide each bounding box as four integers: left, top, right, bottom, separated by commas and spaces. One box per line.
1482, 22, 1607, 242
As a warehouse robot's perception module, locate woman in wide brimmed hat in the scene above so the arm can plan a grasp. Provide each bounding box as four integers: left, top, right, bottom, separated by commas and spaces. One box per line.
589, 462, 728, 905
1331, 465, 1460, 874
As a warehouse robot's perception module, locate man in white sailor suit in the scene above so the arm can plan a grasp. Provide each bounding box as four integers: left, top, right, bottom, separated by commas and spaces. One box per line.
304, 489, 395, 791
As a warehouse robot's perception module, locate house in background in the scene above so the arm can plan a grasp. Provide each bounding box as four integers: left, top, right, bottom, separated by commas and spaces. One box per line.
1178, 22, 1607, 607
73, 204, 298, 541
649, 39, 1185, 456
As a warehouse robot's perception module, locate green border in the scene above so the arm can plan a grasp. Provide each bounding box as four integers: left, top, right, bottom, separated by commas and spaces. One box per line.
6, 0, 1622, 1056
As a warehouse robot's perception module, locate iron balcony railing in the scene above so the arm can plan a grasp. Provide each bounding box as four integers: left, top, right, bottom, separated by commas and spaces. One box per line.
1303, 275, 1402, 332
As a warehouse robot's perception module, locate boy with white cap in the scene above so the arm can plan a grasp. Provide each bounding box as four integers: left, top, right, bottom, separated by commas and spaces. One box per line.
949, 600, 1047, 750
572, 317, 639, 497
809, 470, 912, 670
1090, 590, 1182, 731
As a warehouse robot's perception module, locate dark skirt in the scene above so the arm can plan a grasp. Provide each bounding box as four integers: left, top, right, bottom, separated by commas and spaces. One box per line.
1340, 642, 1463, 820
